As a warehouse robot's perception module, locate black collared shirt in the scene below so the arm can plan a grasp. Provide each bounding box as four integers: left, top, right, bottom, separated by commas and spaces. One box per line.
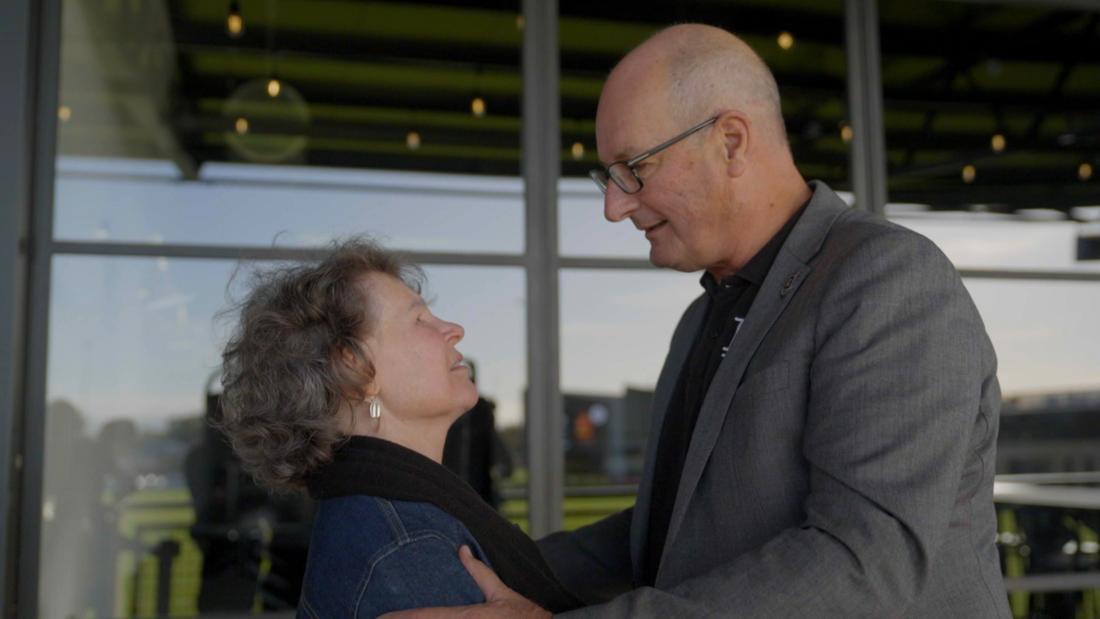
642, 205, 806, 586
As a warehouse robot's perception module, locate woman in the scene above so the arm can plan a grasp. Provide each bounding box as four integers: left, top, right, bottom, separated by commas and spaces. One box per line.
218, 239, 580, 618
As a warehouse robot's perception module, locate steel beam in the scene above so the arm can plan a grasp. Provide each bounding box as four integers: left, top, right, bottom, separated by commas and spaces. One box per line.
0, 0, 35, 613
0, 0, 60, 616
844, 0, 888, 214
522, 0, 563, 537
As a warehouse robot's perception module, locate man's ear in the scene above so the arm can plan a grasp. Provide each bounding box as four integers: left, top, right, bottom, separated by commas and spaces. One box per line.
716, 111, 750, 178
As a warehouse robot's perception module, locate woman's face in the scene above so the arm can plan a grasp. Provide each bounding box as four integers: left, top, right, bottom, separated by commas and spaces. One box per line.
359, 272, 478, 421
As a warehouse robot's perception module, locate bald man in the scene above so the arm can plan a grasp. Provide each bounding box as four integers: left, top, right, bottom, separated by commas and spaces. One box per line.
387, 24, 1010, 619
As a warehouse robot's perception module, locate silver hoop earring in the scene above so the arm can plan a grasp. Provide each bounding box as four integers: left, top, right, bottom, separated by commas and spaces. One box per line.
367, 397, 382, 419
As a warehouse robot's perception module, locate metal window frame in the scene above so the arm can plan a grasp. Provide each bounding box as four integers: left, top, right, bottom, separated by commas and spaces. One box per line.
5, 3, 569, 611
0, 0, 36, 614
522, 0, 564, 538
2, 0, 61, 616
845, 0, 889, 214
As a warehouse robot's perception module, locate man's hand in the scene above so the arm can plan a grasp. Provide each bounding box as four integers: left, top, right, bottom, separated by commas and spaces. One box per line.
380, 545, 552, 618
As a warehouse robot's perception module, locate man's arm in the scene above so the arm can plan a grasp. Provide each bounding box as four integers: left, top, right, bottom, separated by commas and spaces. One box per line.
537, 507, 634, 604
555, 229, 999, 617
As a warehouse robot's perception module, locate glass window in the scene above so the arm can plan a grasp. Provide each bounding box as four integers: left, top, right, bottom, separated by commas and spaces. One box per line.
876, 2, 1100, 609
55, 159, 524, 253
42, 256, 525, 617
44, 0, 529, 614
55, 0, 523, 252
559, 269, 702, 528
878, 0, 1100, 213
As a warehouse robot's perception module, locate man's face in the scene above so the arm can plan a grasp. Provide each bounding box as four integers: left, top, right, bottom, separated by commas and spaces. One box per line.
595, 84, 742, 275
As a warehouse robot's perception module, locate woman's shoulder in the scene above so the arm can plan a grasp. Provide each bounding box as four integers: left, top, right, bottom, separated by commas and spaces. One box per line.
314, 495, 477, 547
301, 495, 486, 617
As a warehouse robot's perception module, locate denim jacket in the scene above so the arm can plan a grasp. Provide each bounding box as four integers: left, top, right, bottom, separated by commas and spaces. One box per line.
297, 495, 488, 619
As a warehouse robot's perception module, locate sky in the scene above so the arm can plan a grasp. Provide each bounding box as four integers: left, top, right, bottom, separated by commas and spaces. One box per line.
46, 157, 1100, 431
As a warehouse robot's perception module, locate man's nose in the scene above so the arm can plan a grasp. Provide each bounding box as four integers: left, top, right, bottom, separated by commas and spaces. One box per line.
603, 184, 638, 223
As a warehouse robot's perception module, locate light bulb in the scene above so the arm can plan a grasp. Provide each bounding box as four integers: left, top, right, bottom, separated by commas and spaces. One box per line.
777, 32, 794, 51
234, 117, 249, 134
58, 105, 72, 122
571, 142, 585, 160
1080, 162, 1094, 182
406, 131, 421, 150
840, 124, 853, 143
962, 164, 976, 184
266, 78, 281, 98
227, 2, 244, 38
471, 97, 487, 117
991, 133, 1006, 154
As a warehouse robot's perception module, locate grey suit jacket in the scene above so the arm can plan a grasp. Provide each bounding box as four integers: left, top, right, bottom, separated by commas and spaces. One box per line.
539, 182, 1011, 618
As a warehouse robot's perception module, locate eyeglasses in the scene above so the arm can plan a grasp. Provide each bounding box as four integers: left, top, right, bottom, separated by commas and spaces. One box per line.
589, 116, 718, 194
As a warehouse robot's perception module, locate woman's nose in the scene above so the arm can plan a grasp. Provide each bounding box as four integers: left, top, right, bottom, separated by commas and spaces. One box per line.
442, 320, 464, 343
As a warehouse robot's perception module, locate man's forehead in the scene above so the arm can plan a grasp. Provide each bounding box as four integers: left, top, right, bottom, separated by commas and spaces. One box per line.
595, 101, 671, 162
596, 62, 673, 156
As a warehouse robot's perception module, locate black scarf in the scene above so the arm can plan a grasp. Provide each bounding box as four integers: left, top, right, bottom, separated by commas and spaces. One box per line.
305, 436, 582, 613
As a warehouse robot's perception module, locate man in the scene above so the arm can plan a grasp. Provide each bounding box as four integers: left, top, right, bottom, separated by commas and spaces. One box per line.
392, 23, 1009, 618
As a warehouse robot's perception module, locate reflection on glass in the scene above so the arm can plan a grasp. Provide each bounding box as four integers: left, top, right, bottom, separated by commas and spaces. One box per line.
879, 0, 1100, 212
42, 256, 525, 616
56, 0, 524, 250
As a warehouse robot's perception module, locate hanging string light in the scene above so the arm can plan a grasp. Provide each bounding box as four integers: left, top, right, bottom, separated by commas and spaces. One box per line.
406, 131, 421, 150
1080, 162, 1094, 182
991, 133, 1006, 154
777, 32, 795, 51
58, 105, 72, 122
264, 1, 281, 98
839, 122, 853, 143
235, 117, 249, 134
571, 142, 585, 160
471, 96, 487, 118
962, 164, 976, 183
227, 1, 244, 38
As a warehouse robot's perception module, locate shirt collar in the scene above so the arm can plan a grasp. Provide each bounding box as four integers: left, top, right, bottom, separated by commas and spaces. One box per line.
698, 201, 808, 294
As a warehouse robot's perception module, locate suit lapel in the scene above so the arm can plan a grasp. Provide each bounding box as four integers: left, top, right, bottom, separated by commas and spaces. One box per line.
655, 182, 852, 580
629, 294, 708, 584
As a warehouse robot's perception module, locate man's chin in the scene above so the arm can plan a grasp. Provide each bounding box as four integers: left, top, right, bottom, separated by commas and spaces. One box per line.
648, 251, 697, 273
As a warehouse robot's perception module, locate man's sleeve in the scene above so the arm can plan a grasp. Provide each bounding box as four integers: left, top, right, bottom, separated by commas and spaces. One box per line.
538, 507, 634, 603
557, 229, 998, 617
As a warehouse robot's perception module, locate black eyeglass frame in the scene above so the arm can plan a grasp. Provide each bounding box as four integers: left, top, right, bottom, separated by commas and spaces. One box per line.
589, 115, 719, 194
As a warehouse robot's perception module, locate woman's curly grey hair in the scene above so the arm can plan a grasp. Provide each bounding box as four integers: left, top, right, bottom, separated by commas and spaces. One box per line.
216, 237, 422, 493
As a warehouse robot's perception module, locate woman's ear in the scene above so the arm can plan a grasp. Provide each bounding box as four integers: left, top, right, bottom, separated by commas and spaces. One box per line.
716, 111, 750, 178
340, 340, 379, 398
